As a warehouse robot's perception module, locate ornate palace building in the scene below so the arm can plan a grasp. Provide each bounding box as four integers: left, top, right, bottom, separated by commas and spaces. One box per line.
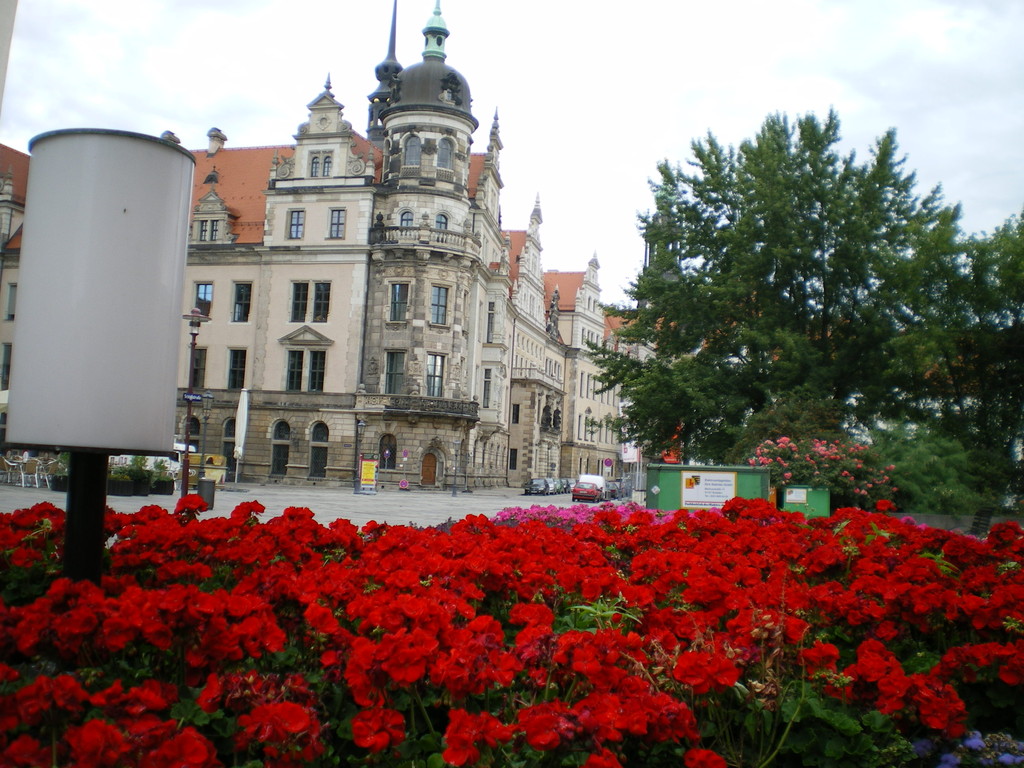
0, 3, 630, 490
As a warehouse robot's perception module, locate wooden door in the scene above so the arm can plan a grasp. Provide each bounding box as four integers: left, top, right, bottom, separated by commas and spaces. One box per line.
420, 453, 437, 485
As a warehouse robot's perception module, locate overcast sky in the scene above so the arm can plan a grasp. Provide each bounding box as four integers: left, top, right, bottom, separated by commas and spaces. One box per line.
2, 0, 1022, 305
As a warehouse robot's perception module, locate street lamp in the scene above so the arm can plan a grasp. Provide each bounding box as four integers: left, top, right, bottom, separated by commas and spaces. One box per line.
198, 390, 213, 478
452, 439, 461, 497
353, 418, 366, 494
180, 308, 210, 497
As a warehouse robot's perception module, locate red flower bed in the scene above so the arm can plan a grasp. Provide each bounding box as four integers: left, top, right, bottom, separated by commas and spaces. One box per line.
1, 496, 1022, 767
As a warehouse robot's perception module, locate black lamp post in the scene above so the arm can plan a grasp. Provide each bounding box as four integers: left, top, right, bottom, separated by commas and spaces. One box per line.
353, 418, 366, 494
198, 390, 213, 478
452, 439, 461, 498
180, 308, 209, 497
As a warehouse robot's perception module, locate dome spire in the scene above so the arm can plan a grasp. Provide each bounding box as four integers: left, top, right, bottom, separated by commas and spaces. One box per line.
422, 0, 449, 61
368, 0, 403, 141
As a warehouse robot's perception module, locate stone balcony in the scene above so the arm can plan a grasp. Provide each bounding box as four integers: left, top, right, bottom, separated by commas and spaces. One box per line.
369, 224, 480, 257
356, 392, 479, 422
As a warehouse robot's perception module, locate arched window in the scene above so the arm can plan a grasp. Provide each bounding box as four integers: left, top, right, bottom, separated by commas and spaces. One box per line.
309, 421, 328, 479
271, 420, 290, 475
187, 417, 201, 449
403, 136, 421, 166
379, 433, 397, 470
321, 155, 332, 176
399, 210, 414, 228
435, 213, 448, 230
310, 156, 320, 177
437, 138, 453, 169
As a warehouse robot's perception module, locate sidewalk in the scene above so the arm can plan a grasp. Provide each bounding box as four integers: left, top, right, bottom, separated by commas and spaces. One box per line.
0, 482, 567, 528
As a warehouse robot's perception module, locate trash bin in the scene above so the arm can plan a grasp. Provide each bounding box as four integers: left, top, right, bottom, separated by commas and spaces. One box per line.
197, 477, 216, 508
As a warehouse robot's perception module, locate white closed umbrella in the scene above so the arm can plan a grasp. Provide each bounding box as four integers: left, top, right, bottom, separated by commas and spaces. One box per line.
233, 388, 249, 483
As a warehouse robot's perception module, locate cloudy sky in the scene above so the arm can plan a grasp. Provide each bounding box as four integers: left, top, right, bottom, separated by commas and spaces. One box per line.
2, 0, 1022, 304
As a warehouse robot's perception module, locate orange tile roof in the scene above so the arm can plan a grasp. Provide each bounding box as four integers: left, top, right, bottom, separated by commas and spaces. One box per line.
190, 146, 292, 245
188, 133, 381, 245
605, 313, 625, 339
468, 154, 486, 199
504, 230, 525, 284
544, 271, 584, 310
0, 144, 29, 206
0, 143, 30, 248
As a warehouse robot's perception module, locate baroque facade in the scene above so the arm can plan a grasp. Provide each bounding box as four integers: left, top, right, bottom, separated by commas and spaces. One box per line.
0, 3, 628, 490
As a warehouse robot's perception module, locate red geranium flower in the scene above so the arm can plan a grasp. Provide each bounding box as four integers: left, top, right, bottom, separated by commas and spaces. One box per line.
684, 747, 728, 768
174, 494, 208, 522
352, 707, 405, 753
65, 719, 130, 767
442, 709, 513, 766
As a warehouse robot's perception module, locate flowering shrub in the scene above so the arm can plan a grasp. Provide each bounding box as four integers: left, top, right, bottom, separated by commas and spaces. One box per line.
749, 435, 897, 510
1, 496, 1023, 767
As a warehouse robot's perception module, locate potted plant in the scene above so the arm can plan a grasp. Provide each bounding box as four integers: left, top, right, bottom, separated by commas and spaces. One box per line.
123, 455, 153, 495
150, 459, 174, 495
49, 453, 70, 492
106, 465, 134, 496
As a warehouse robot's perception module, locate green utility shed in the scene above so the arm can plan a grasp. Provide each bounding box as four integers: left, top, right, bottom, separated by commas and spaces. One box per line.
645, 464, 771, 512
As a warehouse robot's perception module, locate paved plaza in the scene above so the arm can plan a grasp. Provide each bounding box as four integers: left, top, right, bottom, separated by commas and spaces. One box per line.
0, 481, 572, 528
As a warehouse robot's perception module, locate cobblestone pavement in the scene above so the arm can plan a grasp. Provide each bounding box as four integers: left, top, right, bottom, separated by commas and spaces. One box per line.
0, 481, 579, 528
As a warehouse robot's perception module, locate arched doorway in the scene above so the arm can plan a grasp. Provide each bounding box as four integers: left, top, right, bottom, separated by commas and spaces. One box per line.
420, 453, 437, 485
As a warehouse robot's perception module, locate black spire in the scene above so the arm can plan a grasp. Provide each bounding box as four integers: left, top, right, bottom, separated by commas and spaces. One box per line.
368, 0, 403, 144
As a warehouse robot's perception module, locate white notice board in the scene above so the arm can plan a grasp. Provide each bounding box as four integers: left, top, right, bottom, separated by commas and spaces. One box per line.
681, 470, 737, 508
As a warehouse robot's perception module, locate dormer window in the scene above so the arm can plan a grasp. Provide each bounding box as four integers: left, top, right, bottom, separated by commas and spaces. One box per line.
195, 218, 223, 242
309, 153, 333, 178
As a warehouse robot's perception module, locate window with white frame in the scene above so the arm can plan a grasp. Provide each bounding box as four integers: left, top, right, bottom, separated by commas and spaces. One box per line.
227, 349, 246, 389
290, 282, 330, 322
482, 368, 492, 408
194, 283, 212, 316
288, 210, 305, 239
232, 283, 252, 323
328, 208, 346, 239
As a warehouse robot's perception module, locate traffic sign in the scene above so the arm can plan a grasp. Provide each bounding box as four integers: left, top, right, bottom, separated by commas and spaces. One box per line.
183, 392, 203, 402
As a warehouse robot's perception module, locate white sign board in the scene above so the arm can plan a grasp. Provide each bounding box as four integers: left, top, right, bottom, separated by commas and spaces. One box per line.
681, 470, 737, 508
785, 487, 808, 504
621, 443, 640, 463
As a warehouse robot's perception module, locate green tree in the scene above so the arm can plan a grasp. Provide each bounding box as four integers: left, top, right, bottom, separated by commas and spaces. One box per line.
595, 111, 958, 462
870, 424, 990, 514
883, 212, 1024, 499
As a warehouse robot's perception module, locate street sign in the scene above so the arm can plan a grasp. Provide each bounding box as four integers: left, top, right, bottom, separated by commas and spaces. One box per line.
183, 392, 203, 402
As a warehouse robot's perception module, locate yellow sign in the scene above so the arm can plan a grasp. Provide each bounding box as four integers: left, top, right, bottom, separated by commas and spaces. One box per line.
359, 457, 378, 490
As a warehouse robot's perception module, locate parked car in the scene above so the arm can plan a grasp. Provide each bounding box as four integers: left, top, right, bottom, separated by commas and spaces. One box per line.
561, 478, 573, 494
572, 480, 602, 503
605, 480, 621, 500
546, 478, 559, 494
524, 478, 550, 495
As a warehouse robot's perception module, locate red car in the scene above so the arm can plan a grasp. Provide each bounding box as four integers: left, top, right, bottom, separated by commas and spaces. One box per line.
571, 481, 601, 503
